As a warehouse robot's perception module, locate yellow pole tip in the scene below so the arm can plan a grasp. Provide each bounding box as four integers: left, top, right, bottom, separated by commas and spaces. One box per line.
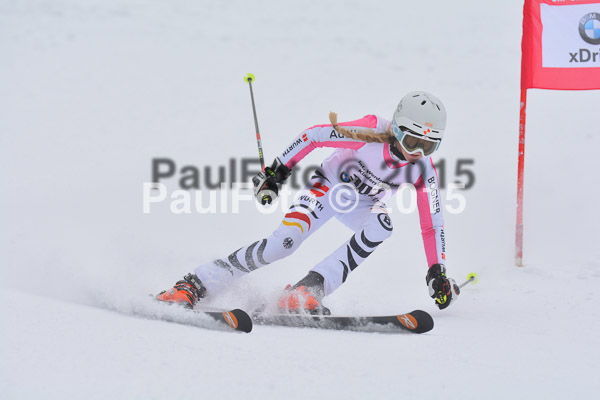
467, 273, 479, 284
244, 73, 256, 83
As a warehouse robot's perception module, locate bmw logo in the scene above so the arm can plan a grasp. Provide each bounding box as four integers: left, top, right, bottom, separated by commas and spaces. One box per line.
579, 13, 600, 45
339, 171, 351, 182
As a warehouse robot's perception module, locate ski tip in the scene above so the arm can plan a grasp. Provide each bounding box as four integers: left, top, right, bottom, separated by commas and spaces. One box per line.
398, 310, 434, 334
224, 309, 253, 333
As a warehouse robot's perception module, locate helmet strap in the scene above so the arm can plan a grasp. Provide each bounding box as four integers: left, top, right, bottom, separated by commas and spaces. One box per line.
389, 140, 406, 160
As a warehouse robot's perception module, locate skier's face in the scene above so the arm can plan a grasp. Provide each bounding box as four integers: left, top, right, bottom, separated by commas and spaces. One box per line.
395, 140, 423, 162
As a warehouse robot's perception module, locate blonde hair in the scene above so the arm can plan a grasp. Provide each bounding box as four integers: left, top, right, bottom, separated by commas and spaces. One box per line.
329, 112, 395, 144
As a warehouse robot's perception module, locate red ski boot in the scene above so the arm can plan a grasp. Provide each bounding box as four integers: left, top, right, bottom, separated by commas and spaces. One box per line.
155, 273, 206, 309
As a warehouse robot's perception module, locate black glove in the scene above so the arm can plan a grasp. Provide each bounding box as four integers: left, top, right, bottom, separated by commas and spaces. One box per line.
426, 264, 460, 310
252, 158, 291, 205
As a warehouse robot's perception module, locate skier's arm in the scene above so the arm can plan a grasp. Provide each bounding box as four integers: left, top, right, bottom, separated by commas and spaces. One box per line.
253, 115, 380, 204
278, 115, 380, 169
414, 157, 446, 268
415, 158, 460, 310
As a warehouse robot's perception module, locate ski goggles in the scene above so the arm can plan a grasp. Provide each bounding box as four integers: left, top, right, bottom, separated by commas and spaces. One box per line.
398, 127, 441, 157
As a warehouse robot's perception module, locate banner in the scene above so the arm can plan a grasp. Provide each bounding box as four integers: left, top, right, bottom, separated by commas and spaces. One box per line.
522, 0, 600, 89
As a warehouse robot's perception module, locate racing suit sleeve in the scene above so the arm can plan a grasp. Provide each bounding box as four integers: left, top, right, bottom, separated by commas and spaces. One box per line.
414, 157, 446, 268
278, 115, 382, 169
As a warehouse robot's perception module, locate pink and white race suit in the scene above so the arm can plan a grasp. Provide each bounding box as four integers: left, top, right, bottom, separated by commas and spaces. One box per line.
195, 115, 446, 296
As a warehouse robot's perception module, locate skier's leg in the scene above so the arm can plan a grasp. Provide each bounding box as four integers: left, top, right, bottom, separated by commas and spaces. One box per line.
308, 204, 394, 296
193, 173, 337, 294
278, 200, 393, 313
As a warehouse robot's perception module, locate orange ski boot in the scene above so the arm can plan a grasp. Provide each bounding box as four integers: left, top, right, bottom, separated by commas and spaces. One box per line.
155, 273, 206, 309
278, 272, 330, 315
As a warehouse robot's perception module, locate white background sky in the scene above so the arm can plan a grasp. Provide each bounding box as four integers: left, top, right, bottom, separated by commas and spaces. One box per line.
1, 1, 599, 399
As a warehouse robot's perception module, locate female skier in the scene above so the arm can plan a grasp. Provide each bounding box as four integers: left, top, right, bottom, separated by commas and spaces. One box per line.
156, 91, 461, 313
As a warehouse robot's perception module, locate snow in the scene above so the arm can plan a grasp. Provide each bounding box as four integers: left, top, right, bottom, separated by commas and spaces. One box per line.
1, 0, 599, 399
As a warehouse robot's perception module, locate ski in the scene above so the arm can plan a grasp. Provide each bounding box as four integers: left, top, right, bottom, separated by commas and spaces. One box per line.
252, 309, 433, 334
117, 299, 253, 333
146, 307, 253, 333
187, 308, 253, 333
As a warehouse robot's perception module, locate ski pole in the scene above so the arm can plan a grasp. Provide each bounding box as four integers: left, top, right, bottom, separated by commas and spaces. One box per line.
458, 272, 478, 289
244, 73, 265, 171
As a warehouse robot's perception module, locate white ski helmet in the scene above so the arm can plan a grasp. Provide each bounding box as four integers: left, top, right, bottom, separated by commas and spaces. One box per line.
392, 91, 447, 156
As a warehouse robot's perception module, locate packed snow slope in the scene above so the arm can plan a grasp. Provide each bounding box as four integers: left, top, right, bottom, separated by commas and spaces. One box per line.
1, 0, 599, 399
